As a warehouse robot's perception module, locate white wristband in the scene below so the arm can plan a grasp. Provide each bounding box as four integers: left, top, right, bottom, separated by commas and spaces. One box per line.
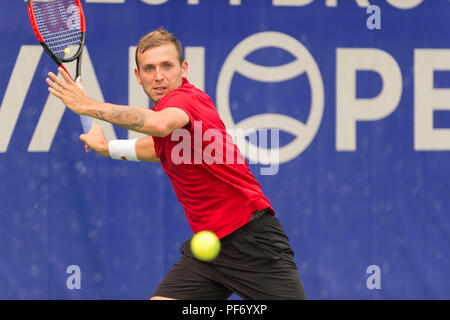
108, 139, 140, 161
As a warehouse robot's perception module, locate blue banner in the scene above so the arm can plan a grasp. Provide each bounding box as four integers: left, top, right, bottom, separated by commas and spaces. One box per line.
0, 0, 449, 299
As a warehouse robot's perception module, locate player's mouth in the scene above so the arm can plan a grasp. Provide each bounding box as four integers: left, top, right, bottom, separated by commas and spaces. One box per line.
153, 86, 167, 94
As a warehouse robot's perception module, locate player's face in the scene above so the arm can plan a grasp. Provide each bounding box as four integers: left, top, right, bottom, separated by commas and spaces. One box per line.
135, 43, 188, 105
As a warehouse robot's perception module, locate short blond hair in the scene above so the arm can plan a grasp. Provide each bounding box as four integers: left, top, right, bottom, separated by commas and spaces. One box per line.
135, 28, 184, 68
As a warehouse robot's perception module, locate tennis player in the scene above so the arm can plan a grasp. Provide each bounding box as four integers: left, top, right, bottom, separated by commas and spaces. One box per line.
46, 28, 306, 300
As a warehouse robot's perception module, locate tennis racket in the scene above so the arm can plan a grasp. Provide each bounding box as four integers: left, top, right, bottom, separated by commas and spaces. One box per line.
27, 0, 92, 133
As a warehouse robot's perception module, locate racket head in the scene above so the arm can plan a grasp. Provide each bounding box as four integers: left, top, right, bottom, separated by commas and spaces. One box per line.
27, 0, 86, 64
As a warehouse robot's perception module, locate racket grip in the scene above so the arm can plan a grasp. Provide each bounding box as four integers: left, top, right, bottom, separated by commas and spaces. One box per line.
80, 115, 92, 133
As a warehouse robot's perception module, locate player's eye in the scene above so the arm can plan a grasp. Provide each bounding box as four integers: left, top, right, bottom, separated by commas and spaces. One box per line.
164, 63, 172, 69
144, 66, 154, 72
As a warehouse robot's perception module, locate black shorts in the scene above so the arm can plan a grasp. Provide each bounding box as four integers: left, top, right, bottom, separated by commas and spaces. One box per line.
152, 211, 306, 300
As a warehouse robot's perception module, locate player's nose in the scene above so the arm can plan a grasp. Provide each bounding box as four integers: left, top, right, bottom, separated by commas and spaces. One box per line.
155, 67, 164, 81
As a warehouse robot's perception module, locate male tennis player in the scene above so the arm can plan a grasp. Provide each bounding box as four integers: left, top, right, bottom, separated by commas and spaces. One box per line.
46, 28, 306, 300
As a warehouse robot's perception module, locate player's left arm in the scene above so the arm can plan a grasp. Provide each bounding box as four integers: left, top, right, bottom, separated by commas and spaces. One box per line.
88, 104, 189, 138
46, 68, 189, 137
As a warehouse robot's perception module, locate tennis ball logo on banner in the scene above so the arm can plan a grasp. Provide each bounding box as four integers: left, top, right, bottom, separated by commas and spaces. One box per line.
217, 32, 324, 164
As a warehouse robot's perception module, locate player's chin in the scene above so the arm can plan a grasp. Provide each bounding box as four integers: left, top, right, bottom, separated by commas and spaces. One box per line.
148, 96, 161, 106
151, 91, 168, 103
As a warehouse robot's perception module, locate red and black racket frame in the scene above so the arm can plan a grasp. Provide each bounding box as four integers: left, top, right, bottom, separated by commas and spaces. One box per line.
27, 0, 86, 78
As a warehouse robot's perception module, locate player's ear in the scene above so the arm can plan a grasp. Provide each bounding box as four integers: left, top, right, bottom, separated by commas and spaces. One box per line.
181, 60, 188, 78
134, 67, 142, 85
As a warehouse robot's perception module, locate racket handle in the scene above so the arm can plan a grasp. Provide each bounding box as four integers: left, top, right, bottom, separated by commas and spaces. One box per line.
80, 115, 92, 133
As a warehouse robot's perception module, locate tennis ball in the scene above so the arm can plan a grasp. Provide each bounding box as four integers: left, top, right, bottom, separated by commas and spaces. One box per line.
190, 230, 221, 262
64, 48, 70, 55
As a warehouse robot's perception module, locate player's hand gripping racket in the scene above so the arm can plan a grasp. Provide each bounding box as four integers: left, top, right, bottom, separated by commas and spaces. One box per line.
27, 0, 92, 133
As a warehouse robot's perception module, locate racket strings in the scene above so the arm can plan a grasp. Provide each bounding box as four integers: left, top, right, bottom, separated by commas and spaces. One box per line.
32, 0, 82, 59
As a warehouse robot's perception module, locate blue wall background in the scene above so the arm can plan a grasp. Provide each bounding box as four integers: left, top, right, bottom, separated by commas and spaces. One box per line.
0, 0, 449, 299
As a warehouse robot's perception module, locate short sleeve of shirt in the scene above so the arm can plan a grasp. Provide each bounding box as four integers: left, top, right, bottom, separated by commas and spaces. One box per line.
157, 92, 197, 131
152, 79, 211, 159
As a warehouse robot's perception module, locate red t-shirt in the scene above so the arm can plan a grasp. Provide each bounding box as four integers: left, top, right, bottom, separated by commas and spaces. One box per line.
152, 78, 274, 238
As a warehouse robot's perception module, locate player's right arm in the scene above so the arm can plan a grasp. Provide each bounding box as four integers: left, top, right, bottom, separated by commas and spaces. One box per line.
80, 122, 160, 162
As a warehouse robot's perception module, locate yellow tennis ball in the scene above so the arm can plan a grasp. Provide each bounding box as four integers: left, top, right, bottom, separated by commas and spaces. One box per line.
64, 48, 70, 55
190, 230, 221, 262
